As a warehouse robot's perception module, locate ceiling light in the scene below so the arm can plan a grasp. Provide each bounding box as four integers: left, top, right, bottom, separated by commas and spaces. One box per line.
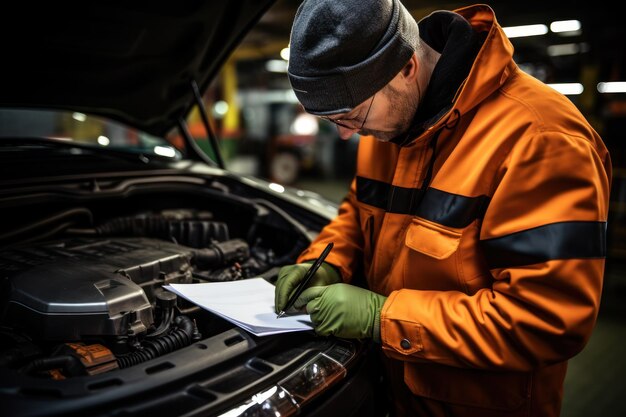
502, 24, 548, 38
280, 47, 290, 61
547, 43, 580, 56
550, 20, 581, 33
597, 82, 626, 93
547, 83, 584, 95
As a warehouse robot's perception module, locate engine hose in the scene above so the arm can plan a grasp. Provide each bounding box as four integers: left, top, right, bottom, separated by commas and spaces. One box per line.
20, 355, 79, 375
146, 307, 175, 339
117, 316, 198, 369
81, 216, 230, 248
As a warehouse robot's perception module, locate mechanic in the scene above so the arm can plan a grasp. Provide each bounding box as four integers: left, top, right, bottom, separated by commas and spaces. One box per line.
274, 0, 612, 416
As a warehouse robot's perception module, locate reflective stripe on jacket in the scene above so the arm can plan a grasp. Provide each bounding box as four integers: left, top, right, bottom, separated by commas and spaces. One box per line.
297, 4, 611, 416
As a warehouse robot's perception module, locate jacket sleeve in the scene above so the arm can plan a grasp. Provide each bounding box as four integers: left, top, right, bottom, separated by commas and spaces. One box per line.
296, 178, 364, 282
380, 131, 612, 370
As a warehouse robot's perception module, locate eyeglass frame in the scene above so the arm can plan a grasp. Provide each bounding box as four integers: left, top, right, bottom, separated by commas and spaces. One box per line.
320, 93, 376, 130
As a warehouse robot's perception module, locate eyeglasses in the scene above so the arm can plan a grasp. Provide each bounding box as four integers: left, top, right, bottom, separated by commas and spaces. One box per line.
320, 93, 376, 130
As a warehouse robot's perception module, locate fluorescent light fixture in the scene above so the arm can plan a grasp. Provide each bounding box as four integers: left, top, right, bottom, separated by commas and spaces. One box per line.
597, 82, 626, 93
547, 43, 579, 56
550, 20, 581, 33
280, 47, 290, 61
265, 59, 288, 73
547, 83, 584, 95
547, 43, 589, 57
502, 24, 548, 38
97, 135, 110, 146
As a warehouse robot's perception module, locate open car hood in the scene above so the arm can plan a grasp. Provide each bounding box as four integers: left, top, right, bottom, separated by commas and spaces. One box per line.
1, 1, 275, 137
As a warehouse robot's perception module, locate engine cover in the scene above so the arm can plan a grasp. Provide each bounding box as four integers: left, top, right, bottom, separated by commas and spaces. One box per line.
0, 238, 194, 341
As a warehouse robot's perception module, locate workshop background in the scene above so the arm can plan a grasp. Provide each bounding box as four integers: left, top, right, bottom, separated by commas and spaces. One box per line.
176, 1, 626, 415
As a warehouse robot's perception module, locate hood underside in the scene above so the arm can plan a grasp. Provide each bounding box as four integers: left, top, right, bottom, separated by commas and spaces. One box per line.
0, 1, 275, 137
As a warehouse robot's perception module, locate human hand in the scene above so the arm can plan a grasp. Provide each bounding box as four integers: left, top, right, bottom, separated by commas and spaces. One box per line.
274, 261, 341, 314
294, 283, 387, 341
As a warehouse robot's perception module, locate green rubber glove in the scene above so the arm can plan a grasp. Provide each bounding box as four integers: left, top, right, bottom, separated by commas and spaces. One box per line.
274, 261, 341, 314
293, 283, 387, 342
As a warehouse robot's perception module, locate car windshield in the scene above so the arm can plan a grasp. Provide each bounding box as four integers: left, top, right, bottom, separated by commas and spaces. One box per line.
0, 108, 182, 159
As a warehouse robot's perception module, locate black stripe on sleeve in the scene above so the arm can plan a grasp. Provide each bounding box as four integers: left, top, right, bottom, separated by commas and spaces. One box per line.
356, 176, 489, 228
481, 221, 607, 269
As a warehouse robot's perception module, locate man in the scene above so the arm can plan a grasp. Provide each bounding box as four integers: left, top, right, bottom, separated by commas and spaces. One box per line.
274, 0, 612, 416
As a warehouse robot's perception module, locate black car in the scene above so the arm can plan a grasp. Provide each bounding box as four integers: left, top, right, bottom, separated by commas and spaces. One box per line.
0, 2, 386, 416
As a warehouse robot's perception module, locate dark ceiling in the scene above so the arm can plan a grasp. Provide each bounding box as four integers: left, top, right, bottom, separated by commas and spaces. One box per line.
240, 0, 624, 84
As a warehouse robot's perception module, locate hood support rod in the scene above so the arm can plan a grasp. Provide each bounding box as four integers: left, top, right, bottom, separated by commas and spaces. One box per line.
191, 79, 225, 169
177, 117, 215, 166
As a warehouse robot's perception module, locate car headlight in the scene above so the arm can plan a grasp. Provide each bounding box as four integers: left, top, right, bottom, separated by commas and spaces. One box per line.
219, 351, 347, 417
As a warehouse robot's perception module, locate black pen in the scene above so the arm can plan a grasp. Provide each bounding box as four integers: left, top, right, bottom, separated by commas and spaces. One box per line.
276, 242, 334, 318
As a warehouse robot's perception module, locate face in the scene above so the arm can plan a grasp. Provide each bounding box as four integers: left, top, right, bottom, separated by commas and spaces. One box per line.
322, 82, 419, 142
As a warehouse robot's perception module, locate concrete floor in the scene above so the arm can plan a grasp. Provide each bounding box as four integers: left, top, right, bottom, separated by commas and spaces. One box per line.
563, 261, 626, 417
294, 178, 626, 417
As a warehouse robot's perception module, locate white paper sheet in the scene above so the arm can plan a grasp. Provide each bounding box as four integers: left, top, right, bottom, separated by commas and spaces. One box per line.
164, 278, 313, 336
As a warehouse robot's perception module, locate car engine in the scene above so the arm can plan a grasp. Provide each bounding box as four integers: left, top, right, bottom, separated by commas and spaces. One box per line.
0, 198, 314, 380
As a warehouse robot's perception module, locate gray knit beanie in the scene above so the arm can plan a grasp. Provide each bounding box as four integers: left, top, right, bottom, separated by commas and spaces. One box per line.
287, 0, 419, 115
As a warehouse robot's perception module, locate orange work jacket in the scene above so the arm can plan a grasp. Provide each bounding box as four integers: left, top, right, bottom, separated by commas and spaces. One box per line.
297, 4, 612, 417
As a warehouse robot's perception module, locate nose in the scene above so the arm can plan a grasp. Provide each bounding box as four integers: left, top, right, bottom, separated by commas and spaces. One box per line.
336, 125, 357, 140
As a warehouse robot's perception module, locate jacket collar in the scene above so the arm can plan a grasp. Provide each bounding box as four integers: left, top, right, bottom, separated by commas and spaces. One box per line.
390, 4, 514, 146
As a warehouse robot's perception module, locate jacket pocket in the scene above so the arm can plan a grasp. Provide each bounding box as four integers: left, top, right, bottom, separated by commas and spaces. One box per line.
405, 217, 461, 260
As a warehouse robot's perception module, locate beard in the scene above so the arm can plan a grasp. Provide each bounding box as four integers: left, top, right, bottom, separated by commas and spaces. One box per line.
358, 83, 419, 142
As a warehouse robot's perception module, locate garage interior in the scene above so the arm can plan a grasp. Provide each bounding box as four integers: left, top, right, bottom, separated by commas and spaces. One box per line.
185, 1, 625, 415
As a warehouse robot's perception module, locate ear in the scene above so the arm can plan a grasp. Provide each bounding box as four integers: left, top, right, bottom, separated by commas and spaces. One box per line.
400, 53, 419, 83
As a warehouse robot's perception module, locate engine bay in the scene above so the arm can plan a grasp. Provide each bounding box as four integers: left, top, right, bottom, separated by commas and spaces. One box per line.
0, 181, 319, 380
